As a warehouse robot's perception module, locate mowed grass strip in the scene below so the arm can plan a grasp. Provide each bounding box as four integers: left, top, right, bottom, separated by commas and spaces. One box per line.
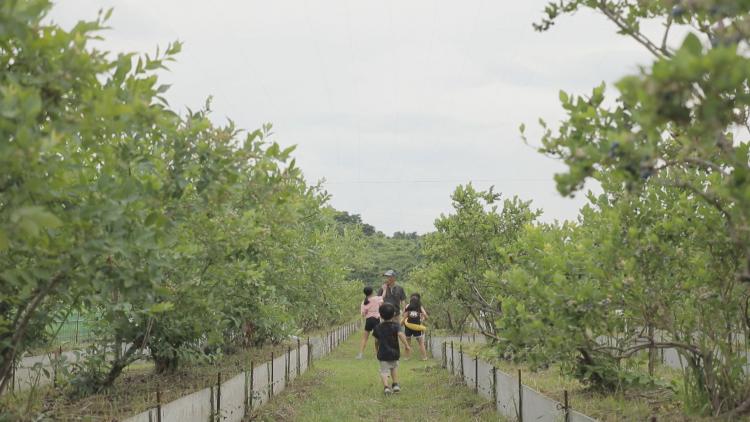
252, 334, 502, 422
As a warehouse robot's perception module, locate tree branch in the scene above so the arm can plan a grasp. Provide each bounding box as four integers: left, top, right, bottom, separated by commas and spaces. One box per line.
596, 2, 669, 59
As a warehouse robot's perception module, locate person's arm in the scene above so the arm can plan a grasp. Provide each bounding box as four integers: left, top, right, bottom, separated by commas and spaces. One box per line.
397, 331, 411, 351
360, 302, 367, 317
421, 306, 428, 321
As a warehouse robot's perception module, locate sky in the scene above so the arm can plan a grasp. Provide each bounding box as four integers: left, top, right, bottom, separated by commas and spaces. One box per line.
49, 1, 665, 234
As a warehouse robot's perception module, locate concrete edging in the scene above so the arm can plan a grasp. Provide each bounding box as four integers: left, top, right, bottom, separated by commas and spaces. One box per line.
125, 321, 359, 422
427, 334, 598, 422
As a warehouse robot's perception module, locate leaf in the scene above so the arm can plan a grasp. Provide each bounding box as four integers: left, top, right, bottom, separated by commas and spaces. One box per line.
148, 302, 175, 314
11, 206, 62, 236
680, 33, 703, 56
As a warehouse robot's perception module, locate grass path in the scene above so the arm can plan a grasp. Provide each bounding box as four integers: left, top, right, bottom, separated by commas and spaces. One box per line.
252, 333, 502, 421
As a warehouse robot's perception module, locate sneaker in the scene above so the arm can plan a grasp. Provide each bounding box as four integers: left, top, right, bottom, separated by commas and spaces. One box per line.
355, 353, 363, 360
392, 383, 401, 393
384, 386, 393, 395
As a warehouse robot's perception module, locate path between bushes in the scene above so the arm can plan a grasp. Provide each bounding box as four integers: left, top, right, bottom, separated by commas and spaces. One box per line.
250, 333, 502, 421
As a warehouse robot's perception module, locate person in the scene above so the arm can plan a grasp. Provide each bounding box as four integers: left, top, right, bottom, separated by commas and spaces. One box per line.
402, 293, 429, 360
372, 302, 411, 395
377, 270, 407, 315
357, 286, 383, 359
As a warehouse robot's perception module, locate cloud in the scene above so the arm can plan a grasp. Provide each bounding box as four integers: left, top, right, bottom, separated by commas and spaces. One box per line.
50, 0, 658, 234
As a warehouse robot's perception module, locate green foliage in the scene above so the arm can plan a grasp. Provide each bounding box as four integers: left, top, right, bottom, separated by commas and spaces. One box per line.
335, 211, 423, 286
0, 0, 361, 401
415, 185, 540, 333
421, 2, 750, 411
517, 0, 750, 415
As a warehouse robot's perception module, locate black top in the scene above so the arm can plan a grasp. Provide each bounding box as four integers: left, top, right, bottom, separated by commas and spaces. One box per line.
405, 304, 421, 325
372, 321, 401, 361
377, 284, 407, 311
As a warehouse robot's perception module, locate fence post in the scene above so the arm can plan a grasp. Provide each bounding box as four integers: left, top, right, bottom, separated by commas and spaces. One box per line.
266, 361, 271, 401
518, 369, 523, 422
53, 346, 61, 388
474, 355, 479, 393
156, 384, 162, 422
243, 370, 248, 417
249, 361, 255, 414
269, 352, 274, 399
459, 344, 464, 380
450, 341, 455, 374
209, 386, 215, 421
297, 338, 301, 377
442, 342, 447, 368
563, 390, 570, 422
216, 372, 222, 422
307, 337, 312, 368
285, 347, 291, 384
492, 366, 497, 406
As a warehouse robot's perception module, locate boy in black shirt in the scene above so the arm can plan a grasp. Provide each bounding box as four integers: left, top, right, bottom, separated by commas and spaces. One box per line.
372, 303, 411, 394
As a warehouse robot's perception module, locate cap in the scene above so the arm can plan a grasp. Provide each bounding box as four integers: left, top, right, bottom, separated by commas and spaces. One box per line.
383, 269, 396, 277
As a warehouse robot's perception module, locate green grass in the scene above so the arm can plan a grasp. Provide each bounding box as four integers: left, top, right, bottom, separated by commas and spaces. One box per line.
253, 334, 503, 422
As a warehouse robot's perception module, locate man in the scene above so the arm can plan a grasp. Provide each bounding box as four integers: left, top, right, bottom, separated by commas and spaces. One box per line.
377, 269, 407, 314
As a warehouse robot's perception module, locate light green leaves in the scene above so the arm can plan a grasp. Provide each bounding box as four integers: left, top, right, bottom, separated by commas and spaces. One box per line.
10, 206, 62, 237
148, 302, 175, 314
680, 33, 703, 56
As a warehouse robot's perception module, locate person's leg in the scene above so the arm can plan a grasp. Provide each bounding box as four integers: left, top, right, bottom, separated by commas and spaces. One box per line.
390, 366, 400, 392
418, 335, 427, 360
405, 336, 412, 358
379, 370, 390, 387
357, 330, 369, 358
379, 362, 393, 394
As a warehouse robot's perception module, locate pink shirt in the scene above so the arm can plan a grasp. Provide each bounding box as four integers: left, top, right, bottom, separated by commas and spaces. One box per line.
361, 295, 383, 319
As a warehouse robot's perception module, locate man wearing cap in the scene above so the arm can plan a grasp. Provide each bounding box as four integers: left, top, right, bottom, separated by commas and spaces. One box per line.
378, 270, 407, 314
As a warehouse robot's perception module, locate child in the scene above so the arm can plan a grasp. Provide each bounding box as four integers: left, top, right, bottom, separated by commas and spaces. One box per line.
357, 286, 383, 359
402, 293, 429, 360
372, 303, 411, 395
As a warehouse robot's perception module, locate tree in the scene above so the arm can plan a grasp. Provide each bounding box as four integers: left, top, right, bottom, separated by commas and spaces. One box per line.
0, 2, 363, 401
529, 0, 750, 414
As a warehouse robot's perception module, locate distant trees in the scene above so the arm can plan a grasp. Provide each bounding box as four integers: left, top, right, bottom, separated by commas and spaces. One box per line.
333, 211, 422, 285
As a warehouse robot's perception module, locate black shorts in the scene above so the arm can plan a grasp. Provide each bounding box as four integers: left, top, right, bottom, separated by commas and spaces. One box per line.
405, 327, 423, 338
364, 317, 380, 332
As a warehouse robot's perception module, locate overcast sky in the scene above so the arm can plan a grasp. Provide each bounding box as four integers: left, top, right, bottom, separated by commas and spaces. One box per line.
49, 1, 662, 234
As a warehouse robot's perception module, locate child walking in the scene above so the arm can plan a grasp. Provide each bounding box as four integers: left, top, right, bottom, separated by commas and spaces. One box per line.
372, 303, 411, 395
403, 293, 429, 360
357, 286, 383, 359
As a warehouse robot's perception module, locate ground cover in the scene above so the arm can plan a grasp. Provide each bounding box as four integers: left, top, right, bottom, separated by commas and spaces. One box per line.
253, 334, 501, 422
458, 342, 712, 422
2, 339, 300, 421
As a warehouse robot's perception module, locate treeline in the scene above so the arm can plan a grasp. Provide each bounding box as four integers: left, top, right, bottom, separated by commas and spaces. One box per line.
417, 1, 750, 417
0, 0, 363, 399
335, 212, 423, 286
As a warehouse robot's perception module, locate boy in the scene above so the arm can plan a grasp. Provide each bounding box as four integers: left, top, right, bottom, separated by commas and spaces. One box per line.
372, 302, 411, 395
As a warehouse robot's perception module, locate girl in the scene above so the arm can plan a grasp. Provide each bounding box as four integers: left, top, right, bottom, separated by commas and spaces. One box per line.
357, 286, 383, 359
402, 293, 429, 360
